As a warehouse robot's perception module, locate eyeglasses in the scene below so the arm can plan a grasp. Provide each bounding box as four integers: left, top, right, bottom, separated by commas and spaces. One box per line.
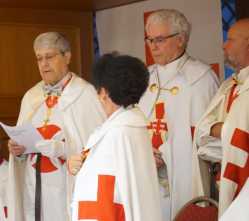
36, 52, 63, 63
145, 33, 180, 45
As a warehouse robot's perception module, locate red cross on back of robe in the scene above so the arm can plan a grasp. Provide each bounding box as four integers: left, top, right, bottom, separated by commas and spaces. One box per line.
223, 128, 249, 197
78, 175, 125, 221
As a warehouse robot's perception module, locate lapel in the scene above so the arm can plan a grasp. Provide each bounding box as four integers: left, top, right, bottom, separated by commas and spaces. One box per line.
139, 65, 160, 118
21, 74, 86, 122
85, 107, 146, 150
182, 55, 209, 86
237, 67, 249, 95
200, 79, 234, 121
157, 55, 183, 88
22, 82, 45, 123
58, 73, 86, 111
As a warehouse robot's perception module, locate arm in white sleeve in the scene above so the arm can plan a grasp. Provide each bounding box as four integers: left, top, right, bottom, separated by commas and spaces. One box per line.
196, 113, 223, 163
35, 131, 66, 158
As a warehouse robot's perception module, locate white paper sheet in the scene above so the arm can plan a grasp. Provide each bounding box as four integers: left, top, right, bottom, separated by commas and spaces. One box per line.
0, 122, 43, 154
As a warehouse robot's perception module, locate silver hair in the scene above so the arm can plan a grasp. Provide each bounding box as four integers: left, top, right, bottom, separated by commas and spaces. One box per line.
33, 32, 71, 53
145, 9, 192, 46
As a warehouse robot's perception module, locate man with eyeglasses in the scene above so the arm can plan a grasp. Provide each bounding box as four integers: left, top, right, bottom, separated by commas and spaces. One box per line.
194, 19, 249, 219
139, 9, 219, 220
7, 32, 106, 221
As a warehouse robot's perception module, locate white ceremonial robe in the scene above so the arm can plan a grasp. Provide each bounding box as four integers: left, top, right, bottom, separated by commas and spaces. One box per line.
139, 53, 219, 220
23, 101, 67, 221
193, 66, 249, 216
8, 73, 106, 221
219, 178, 249, 221
72, 107, 163, 221
0, 159, 8, 221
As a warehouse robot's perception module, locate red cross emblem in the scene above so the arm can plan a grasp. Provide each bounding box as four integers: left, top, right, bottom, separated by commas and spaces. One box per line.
78, 175, 125, 221
45, 95, 59, 108
30, 124, 65, 173
223, 128, 249, 197
147, 102, 167, 149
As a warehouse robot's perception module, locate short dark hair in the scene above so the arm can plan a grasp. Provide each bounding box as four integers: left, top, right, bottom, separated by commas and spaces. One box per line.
92, 53, 149, 107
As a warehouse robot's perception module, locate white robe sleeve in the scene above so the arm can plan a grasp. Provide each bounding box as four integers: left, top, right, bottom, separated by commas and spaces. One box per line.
196, 108, 223, 162
35, 140, 66, 158
190, 68, 219, 125
194, 82, 225, 163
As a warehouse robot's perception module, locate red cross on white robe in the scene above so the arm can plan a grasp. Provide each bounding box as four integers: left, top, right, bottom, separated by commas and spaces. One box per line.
213, 83, 239, 183
31, 124, 65, 173
147, 102, 168, 149
78, 175, 125, 221
30, 95, 65, 173
223, 128, 249, 198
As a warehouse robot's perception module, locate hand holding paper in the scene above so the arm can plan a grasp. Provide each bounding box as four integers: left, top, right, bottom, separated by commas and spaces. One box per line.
0, 122, 43, 154
8, 139, 26, 156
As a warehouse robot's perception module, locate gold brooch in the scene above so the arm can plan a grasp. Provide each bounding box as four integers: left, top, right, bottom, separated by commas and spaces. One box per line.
149, 83, 179, 95
232, 77, 243, 85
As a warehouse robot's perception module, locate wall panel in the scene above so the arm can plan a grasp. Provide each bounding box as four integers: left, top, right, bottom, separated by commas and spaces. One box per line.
0, 8, 93, 159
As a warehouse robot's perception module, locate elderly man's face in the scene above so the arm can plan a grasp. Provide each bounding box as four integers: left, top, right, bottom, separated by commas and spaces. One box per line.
146, 22, 185, 65
35, 48, 71, 85
223, 22, 249, 71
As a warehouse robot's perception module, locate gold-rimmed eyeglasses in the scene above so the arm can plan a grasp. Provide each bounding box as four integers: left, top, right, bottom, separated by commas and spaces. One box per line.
145, 33, 180, 45
36, 52, 63, 63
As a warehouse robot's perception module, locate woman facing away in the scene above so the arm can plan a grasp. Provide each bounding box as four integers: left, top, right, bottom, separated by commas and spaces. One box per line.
68, 53, 163, 221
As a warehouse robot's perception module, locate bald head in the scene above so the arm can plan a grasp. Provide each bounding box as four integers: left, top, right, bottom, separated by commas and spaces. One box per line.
223, 18, 249, 71
231, 19, 249, 38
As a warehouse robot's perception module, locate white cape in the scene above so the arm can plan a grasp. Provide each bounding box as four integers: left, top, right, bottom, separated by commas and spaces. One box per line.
72, 107, 163, 221
8, 73, 106, 221
193, 66, 249, 216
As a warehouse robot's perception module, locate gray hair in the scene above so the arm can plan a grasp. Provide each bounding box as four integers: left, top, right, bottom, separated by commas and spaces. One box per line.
33, 32, 71, 53
145, 9, 192, 46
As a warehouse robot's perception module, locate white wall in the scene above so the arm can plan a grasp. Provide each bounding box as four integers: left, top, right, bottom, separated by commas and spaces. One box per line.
96, 0, 224, 78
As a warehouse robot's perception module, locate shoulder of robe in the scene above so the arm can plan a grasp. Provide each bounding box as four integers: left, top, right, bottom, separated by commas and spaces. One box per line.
148, 64, 157, 74
218, 76, 234, 92
22, 81, 44, 102
70, 73, 96, 94
181, 56, 217, 85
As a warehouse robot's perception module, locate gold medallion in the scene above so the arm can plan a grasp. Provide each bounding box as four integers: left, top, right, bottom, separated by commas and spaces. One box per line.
149, 83, 179, 95
169, 86, 179, 95
149, 83, 158, 93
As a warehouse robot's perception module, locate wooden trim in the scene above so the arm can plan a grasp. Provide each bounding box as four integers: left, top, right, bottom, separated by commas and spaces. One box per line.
93, 0, 147, 11
0, 8, 93, 80
0, 0, 147, 12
